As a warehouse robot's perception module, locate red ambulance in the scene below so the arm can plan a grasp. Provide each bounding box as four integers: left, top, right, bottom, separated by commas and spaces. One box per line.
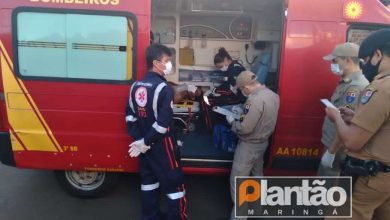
0, 0, 389, 197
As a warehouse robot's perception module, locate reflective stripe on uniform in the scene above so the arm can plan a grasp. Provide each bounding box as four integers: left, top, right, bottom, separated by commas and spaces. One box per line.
167, 190, 185, 200
152, 122, 168, 134
129, 82, 137, 113
153, 82, 167, 119
126, 115, 137, 122
141, 182, 160, 191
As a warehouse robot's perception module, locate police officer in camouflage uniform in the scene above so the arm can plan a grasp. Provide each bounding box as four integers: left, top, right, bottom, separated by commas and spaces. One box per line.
319, 42, 369, 176
226, 71, 279, 219
326, 29, 390, 220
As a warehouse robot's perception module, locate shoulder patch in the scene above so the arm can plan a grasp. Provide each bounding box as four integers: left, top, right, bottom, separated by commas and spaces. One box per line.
243, 104, 251, 114
345, 88, 358, 104
360, 85, 377, 105
135, 86, 148, 107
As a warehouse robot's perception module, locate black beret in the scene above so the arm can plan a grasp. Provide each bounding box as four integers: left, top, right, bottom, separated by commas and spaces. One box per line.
358, 29, 390, 58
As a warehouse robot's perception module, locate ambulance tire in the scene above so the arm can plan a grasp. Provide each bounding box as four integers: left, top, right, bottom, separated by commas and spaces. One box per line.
54, 170, 119, 198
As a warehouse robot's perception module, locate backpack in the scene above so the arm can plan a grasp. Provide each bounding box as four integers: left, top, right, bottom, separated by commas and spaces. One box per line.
213, 124, 238, 153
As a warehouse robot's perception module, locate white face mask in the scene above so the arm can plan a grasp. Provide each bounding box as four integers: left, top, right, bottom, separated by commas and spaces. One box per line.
163, 61, 173, 75
220, 65, 228, 72
330, 63, 343, 76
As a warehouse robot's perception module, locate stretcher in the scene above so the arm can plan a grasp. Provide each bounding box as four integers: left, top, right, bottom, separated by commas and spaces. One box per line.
173, 100, 200, 133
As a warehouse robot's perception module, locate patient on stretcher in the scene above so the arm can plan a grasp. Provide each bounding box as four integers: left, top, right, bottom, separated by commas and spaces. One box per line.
168, 82, 202, 104
168, 80, 244, 135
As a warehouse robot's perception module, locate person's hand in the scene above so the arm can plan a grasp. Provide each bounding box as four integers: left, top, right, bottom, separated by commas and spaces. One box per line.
128, 145, 141, 157
325, 107, 340, 123
321, 150, 336, 168
230, 85, 238, 95
226, 115, 235, 125
128, 139, 150, 157
339, 107, 355, 123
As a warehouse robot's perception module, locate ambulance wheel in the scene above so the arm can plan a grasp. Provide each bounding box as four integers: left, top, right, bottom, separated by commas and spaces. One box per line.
54, 170, 118, 198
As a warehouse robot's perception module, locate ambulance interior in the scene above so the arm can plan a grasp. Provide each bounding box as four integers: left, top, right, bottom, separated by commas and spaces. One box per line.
151, 0, 284, 163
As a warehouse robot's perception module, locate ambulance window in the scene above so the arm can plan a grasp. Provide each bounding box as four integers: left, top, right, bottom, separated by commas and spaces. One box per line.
17, 13, 67, 78
15, 12, 135, 82
347, 28, 375, 45
347, 27, 387, 45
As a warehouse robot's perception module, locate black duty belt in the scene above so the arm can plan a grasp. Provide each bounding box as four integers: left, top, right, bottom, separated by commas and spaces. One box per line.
342, 156, 390, 177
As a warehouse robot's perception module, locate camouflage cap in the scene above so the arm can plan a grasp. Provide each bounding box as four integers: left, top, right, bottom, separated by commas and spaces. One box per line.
236, 71, 258, 88
323, 42, 359, 61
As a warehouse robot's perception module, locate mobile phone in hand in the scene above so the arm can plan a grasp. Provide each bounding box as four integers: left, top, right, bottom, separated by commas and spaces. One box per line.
320, 99, 337, 109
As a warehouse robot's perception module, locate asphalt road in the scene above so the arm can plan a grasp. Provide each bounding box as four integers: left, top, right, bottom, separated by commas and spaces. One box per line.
0, 163, 232, 220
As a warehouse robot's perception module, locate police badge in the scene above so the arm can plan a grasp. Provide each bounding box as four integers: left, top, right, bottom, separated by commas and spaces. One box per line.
360, 85, 377, 104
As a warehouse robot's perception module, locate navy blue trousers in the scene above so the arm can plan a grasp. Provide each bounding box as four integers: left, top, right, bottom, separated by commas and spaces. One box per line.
139, 136, 187, 220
